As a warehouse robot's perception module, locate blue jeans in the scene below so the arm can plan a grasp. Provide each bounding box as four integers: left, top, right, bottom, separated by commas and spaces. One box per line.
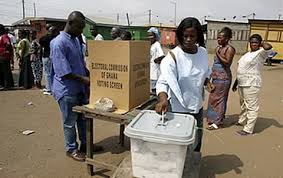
42, 57, 51, 92
58, 94, 86, 152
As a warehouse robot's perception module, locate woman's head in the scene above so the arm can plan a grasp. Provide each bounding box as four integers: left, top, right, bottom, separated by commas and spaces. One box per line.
19, 29, 29, 39
0, 24, 5, 35
249, 34, 262, 51
147, 27, 160, 44
31, 31, 37, 40
121, 30, 132, 40
217, 27, 232, 46
176, 17, 205, 48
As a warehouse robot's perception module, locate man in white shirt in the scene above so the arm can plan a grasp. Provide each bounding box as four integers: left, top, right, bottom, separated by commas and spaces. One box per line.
91, 24, 104, 41
232, 34, 272, 136
147, 27, 165, 94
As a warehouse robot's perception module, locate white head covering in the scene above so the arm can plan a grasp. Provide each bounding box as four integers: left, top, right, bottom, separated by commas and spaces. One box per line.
147, 27, 160, 41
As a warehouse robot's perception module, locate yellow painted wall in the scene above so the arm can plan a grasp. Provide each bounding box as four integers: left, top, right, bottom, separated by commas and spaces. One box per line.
250, 23, 283, 60
271, 42, 283, 59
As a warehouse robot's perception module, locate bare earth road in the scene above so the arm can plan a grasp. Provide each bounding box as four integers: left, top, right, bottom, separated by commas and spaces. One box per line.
1, 55, 283, 178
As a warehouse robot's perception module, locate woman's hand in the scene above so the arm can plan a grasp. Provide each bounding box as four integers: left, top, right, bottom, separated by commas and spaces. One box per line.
232, 79, 238, 92
206, 81, 215, 93
155, 92, 168, 114
232, 85, 237, 92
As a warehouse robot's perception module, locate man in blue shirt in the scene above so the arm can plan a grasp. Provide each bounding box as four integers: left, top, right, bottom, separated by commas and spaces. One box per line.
50, 11, 90, 162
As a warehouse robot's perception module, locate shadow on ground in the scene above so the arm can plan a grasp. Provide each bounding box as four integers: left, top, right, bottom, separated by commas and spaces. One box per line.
222, 114, 283, 133
200, 154, 243, 178
94, 136, 130, 155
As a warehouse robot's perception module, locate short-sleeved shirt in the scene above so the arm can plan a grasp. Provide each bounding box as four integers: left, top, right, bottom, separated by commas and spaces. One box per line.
8, 33, 16, 46
50, 31, 87, 101
39, 34, 53, 58
18, 38, 30, 58
237, 48, 271, 88
94, 34, 104, 40
150, 41, 164, 80
0, 34, 13, 60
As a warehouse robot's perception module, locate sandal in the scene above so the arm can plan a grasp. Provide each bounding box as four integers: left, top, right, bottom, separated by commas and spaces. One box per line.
207, 123, 219, 130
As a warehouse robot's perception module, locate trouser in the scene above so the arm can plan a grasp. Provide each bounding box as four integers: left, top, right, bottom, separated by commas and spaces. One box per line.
238, 86, 260, 134
190, 108, 203, 152
42, 57, 51, 91
0, 58, 14, 88
58, 94, 87, 152
31, 59, 43, 83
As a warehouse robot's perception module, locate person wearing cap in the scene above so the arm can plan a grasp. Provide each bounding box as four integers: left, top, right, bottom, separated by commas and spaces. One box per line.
147, 27, 165, 94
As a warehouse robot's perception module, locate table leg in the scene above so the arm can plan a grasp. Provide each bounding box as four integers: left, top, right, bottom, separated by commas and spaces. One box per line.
86, 118, 94, 175
119, 124, 125, 146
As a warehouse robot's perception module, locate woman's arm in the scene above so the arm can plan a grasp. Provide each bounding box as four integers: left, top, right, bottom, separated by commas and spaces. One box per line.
18, 41, 25, 59
216, 46, 236, 66
262, 42, 272, 50
154, 55, 165, 64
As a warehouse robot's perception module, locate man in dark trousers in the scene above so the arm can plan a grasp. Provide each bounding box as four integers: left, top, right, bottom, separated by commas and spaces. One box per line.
39, 26, 59, 95
0, 24, 14, 90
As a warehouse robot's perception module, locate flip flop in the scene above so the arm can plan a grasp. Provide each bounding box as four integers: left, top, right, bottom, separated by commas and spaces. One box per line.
206, 123, 219, 130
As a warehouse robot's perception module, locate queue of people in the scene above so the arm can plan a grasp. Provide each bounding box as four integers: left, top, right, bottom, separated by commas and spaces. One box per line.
0, 24, 59, 92
0, 13, 275, 162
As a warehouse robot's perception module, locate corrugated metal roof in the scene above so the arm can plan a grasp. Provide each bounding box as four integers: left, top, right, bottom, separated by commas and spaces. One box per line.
12, 17, 67, 26
146, 24, 176, 28
205, 19, 249, 24
86, 15, 117, 25
248, 19, 283, 24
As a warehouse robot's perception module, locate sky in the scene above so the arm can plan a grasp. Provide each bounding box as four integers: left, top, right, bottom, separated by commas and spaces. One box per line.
1, 0, 283, 26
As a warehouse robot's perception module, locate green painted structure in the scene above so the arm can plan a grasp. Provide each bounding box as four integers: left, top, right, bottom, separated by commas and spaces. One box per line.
84, 17, 149, 40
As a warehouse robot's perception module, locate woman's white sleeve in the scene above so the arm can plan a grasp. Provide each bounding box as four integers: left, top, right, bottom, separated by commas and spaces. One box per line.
156, 55, 178, 97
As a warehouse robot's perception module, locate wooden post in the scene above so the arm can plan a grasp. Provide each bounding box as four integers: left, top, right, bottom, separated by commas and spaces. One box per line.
86, 118, 94, 175
119, 124, 125, 146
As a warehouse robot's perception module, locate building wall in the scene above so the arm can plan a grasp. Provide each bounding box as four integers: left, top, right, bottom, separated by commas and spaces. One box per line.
30, 20, 65, 39
206, 21, 250, 54
30, 20, 46, 39
127, 26, 148, 40
160, 28, 176, 48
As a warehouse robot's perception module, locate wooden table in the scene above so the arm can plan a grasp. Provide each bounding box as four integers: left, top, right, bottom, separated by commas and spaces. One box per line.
72, 97, 157, 176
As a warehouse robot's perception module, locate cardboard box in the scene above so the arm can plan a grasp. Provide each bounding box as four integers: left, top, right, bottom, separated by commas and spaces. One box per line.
88, 41, 150, 113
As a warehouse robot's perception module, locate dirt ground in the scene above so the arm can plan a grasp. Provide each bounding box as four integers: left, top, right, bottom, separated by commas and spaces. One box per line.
1, 54, 283, 178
